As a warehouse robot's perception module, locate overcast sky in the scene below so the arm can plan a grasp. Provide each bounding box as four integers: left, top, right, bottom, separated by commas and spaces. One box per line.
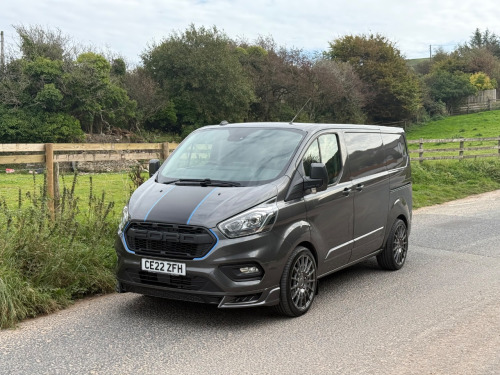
1, 0, 499, 66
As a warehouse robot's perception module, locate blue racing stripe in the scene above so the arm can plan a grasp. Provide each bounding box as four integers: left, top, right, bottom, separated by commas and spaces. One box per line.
143, 186, 175, 222
186, 188, 218, 224
193, 229, 219, 260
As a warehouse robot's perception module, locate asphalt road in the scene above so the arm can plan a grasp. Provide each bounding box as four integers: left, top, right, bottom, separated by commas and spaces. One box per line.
1, 191, 499, 375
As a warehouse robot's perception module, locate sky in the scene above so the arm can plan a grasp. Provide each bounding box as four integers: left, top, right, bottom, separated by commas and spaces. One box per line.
1, 0, 499, 66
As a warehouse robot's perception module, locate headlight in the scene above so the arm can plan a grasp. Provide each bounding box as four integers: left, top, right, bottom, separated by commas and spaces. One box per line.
218, 204, 278, 239
118, 205, 130, 234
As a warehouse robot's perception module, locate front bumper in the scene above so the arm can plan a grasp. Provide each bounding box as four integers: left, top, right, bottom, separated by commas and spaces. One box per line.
115, 227, 286, 308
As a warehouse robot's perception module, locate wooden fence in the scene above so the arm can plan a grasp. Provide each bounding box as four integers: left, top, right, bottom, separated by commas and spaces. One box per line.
408, 136, 500, 162
451, 99, 500, 115
0, 142, 178, 218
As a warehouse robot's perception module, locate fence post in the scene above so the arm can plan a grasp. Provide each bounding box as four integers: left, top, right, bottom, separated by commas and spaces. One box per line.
162, 142, 170, 161
419, 139, 424, 163
459, 140, 464, 160
498, 136, 500, 158
45, 143, 55, 220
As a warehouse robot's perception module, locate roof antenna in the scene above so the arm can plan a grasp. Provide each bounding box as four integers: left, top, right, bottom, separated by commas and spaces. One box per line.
290, 98, 311, 124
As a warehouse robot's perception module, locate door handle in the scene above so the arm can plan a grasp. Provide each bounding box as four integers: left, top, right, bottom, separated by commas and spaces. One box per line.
342, 188, 352, 196
356, 184, 364, 192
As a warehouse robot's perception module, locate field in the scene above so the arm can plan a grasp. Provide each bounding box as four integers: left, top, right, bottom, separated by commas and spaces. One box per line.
1, 172, 133, 212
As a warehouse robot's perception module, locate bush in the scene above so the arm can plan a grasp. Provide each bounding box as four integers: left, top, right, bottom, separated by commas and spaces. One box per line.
0, 106, 84, 143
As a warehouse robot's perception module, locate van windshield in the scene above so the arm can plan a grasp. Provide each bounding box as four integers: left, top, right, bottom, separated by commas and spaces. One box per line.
158, 127, 304, 186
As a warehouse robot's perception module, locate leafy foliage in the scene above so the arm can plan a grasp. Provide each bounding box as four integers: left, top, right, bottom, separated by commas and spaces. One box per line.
143, 25, 255, 129
423, 70, 477, 111
326, 34, 422, 123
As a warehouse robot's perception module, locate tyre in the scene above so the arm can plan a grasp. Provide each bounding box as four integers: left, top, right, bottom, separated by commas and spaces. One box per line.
275, 246, 317, 317
377, 219, 408, 270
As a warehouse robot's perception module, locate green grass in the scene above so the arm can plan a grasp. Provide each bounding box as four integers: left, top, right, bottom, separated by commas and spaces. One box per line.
0, 172, 139, 213
407, 110, 500, 140
411, 159, 500, 208
407, 110, 500, 207
406, 110, 500, 159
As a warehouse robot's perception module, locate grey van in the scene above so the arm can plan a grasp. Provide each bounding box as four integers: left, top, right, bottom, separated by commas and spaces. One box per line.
115, 122, 412, 316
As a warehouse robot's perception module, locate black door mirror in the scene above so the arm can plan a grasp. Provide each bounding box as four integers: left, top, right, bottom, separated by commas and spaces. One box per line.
149, 159, 160, 177
304, 163, 328, 192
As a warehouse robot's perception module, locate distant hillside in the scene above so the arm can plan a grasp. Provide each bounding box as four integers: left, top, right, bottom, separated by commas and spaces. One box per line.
406, 57, 429, 68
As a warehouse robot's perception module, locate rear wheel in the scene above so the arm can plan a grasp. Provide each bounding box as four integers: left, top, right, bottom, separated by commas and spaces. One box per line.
377, 219, 408, 270
275, 247, 317, 317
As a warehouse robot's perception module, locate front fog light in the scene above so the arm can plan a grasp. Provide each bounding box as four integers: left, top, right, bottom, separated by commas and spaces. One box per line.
240, 266, 260, 274
220, 263, 264, 281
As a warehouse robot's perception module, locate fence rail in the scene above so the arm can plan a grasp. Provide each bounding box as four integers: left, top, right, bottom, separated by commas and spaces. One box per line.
408, 137, 500, 161
0, 142, 179, 218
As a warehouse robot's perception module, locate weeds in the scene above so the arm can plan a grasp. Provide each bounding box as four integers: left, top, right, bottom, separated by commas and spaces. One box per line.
0, 172, 117, 329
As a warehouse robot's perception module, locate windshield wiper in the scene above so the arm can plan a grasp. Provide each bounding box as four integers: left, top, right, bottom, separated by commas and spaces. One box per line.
174, 178, 240, 187
161, 179, 179, 185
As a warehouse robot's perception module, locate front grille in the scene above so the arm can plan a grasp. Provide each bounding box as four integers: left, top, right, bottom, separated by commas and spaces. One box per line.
125, 270, 221, 292
125, 222, 216, 259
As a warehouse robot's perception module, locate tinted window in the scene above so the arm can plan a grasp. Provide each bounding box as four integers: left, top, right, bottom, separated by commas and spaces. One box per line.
302, 139, 320, 177
303, 134, 342, 184
319, 134, 342, 184
382, 133, 407, 170
344, 132, 385, 178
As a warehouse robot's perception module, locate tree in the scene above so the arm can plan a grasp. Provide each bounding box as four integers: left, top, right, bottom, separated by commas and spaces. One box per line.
0, 26, 137, 141
462, 28, 500, 58
67, 52, 136, 133
423, 70, 477, 112
123, 67, 177, 132
304, 59, 367, 124
469, 72, 497, 90
326, 34, 421, 123
238, 37, 307, 122
142, 25, 255, 128
14, 25, 74, 61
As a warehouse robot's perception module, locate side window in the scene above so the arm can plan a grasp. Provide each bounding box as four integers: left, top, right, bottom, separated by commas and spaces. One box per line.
344, 132, 385, 178
302, 139, 320, 177
382, 133, 407, 170
318, 134, 342, 184
303, 134, 342, 184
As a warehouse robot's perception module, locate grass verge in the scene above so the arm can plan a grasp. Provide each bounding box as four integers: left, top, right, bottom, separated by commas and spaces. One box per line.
0, 174, 118, 329
411, 159, 500, 208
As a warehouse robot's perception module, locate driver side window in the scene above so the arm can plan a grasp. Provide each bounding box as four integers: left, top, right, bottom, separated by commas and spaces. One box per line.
302, 134, 342, 185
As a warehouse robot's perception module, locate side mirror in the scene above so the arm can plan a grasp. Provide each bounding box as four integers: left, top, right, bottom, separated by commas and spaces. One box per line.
149, 159, 160, 177
304, 163, 328, 192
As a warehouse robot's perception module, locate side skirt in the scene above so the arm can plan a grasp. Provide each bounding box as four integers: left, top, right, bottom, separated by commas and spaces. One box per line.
317, 249, 382, 279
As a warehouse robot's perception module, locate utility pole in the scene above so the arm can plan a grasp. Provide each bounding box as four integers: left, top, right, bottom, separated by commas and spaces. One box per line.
1, 31, 4, 72
429, 45, 432, 61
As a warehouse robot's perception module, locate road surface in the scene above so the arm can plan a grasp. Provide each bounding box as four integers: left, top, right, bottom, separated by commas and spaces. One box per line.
1, 191, 499, 374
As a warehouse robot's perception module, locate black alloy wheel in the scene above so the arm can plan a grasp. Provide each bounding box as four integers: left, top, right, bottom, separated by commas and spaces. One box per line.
377, 219, 408, 270
276, 247, 317, 317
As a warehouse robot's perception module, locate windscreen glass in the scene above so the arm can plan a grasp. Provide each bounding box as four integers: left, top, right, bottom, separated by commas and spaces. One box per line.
158, 127, 304, 186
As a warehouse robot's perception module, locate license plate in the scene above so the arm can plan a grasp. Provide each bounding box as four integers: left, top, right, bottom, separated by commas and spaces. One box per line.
141, 258, 186, 276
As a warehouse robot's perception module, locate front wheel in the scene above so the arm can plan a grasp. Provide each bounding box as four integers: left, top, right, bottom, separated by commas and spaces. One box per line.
275, 247, 317, 317
377, 219, 408, 270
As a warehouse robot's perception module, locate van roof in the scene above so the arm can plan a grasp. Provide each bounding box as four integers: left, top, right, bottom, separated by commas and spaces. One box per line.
203, 122, 405, 134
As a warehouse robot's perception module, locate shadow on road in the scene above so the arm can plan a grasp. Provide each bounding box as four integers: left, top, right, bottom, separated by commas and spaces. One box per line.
115, 257, 387, 329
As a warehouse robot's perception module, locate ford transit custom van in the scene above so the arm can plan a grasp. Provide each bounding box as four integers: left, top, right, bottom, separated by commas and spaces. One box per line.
115, 122, 412, 316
